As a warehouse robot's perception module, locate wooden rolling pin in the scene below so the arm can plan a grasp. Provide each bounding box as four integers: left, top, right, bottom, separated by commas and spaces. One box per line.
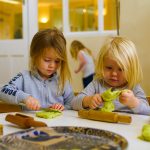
0, 102, 22, 113
5, 113, 47, 129
0, 124, 3, 136
78, 110, 132, 124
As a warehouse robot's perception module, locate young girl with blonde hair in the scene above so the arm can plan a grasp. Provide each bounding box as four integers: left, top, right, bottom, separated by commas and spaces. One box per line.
71, 37, 150, 115
70, 40, 95, 88
0, 28, 74, 111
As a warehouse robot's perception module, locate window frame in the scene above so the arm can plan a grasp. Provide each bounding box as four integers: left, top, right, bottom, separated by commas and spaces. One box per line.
63, 0, 117, 37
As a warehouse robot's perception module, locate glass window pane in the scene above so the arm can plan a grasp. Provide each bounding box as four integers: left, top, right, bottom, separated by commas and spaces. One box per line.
69, 0, 98, 32
104, 0, 117, 30
0, 0, 23, 40
38, 0, 63, 31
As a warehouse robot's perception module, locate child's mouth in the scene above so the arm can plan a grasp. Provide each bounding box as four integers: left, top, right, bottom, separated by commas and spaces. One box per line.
110, 79, 118, 82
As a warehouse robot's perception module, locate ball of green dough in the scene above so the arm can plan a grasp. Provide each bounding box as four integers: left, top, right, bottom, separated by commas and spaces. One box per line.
101, 102, 115, 112
100, 88, 121, 112
142, 124, 150, 141
101, 88, 121, 102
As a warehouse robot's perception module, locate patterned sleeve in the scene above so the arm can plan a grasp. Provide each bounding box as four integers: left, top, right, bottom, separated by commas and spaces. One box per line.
0, 72, 30, 104
131, 85, 150, 115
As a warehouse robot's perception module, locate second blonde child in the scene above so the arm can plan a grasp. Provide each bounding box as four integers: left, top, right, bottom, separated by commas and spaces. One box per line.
71, 37, 150, 115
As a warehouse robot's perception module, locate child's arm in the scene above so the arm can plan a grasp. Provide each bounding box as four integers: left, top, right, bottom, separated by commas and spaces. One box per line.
0, 72, 31, 104
82, 94, 102, 109
119, 85, 150, 115
75, 51, 86, 73
71, 80, 101, 110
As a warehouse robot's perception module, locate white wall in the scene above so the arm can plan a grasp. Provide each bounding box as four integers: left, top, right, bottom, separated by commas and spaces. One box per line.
120, 0, 150, 95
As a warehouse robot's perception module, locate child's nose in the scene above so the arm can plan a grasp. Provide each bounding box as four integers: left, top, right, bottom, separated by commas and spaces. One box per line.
112, 70, 117, 76
48, 61, 55, 67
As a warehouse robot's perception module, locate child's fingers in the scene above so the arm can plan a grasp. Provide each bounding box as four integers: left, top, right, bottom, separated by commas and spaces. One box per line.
31, 101, 40, 110
51, 103, 64, 111
54, 104, 61, 109
92, 100, 100, 108
95, 97, 102, 105
25, 96, 41, 110
34, 103, 41, 110
90, 95, 102, 108
90, 104, 96, 109
119, 93, 128, 101
50, 105, 56, 109
121, 89, 131, 96
26, 102, 35, 110
55, 104, 60, 109
27, 103, 40, 110
119, 97, 129, 105
31, 105, 39, 111
90, 101, 99, 109
59, 105, 64, 111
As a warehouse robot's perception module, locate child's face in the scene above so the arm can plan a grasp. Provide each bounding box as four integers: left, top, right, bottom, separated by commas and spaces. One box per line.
103, 57, 127, 88
37, 48, 61, 80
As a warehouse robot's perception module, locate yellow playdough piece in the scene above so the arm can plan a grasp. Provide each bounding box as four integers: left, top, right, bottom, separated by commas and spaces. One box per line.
36, 108, 62, 119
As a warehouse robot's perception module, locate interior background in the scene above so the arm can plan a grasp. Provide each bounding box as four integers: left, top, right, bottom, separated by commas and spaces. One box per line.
0, 0, 150, 96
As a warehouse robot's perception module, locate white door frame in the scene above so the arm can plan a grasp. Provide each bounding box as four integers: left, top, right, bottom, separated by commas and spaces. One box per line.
27, 0, 38, 43
0, 0, 39, 87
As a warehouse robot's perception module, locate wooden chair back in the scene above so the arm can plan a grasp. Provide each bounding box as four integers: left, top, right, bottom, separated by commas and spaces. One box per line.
146, 96, 150, 105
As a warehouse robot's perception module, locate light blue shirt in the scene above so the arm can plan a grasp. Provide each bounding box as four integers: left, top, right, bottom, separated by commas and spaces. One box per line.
0, 70, 74, 110
71, 79, 150, 115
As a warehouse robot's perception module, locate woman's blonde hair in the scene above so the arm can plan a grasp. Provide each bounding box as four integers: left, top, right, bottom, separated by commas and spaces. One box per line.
70, 40, 93, 60
95, 36, 142, 89
29, 28, 71, 91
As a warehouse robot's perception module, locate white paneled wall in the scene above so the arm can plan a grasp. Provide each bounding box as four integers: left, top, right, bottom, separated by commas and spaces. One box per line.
120, 0, 150, 95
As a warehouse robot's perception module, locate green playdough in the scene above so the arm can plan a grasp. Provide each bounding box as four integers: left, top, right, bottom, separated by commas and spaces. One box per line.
100, 88, 121, 112
36, 108, 62, 119
139, 124, 150, 141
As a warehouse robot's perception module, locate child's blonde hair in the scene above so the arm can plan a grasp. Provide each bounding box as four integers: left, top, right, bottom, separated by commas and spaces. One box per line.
70, 40, 92, 60
29, 28, 71, 91
95, 36, 142, 89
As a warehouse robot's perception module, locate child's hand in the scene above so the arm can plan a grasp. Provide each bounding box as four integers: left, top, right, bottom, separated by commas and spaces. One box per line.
119, 90, 140, 108
50, 103, 64, 111
24, 96, 41, 110
83, 94, 102, 109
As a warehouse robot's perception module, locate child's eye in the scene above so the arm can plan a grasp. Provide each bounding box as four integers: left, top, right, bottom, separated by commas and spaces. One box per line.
118, 68, 123, 72
106, 66, 112, 70
44, 59, 50, 62
55, 60, 61, 64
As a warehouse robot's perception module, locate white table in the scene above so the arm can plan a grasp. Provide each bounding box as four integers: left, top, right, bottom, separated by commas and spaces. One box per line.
0, 110, 150, 150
